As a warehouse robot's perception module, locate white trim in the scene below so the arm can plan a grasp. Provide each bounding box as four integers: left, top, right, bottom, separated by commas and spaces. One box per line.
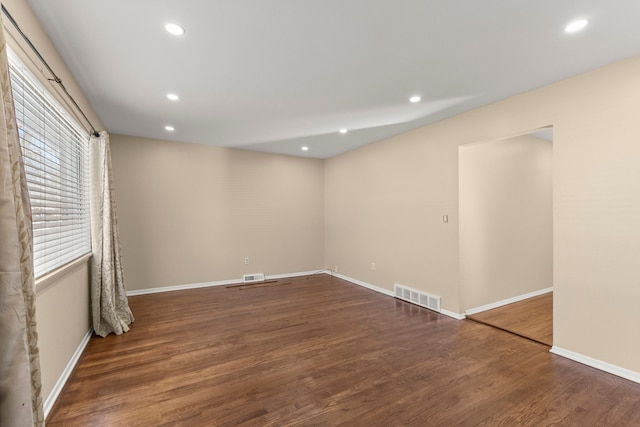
44, 328, 93, 419
333, 272, 465, 320
126, 270, 323, 296
127, 270, 467, 319
464, 287, 553, 316
441, 309, 466, 320
36, 253, 92, 294
550, 346, 640, 385
332, 272, 395, 296
267, 270, 323, 280
127, 279, 237, 296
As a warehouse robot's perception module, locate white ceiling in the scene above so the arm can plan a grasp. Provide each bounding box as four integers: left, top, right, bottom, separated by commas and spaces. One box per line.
26, 0, 640, 158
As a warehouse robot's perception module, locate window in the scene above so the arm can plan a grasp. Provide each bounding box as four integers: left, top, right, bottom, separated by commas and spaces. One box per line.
8, 49, 91, 278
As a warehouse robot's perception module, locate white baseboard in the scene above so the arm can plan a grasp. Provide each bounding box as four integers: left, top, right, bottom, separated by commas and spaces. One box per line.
332, 272, 465, 320
44, 328, 93, 419
464, 287, 553, 316
550, 346, 640, 384
267, 270, 324, 280
126, 270, 323, 296
441, 309, 466, 320
332, 272, 394, 297
127, 279, 237, 296
128, 270, 466, 320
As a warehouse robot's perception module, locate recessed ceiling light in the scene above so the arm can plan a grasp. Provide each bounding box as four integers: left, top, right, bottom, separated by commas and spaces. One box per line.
167, 93, 180, 101
165, 23, 185, 36
339, 128, 348, 134
409, 95, 421, 103
565, 19, 588, 33
164, 125, 175, 132
301, 146, 309, 151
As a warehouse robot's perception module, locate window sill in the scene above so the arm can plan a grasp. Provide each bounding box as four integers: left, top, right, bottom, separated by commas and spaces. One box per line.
36, 253, 92, 294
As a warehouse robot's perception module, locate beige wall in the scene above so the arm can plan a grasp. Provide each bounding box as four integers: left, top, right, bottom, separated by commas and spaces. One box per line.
459, 135, 553, 311
325, 55, 640, 373
2, 0, 103, 412
110, 135, 325, 290
325, 132, 460, 310
35, 261, 90, 403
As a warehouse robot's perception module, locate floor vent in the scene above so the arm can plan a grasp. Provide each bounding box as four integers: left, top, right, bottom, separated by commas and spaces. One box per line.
243, 273, 265, 283
393, 283, 441, 312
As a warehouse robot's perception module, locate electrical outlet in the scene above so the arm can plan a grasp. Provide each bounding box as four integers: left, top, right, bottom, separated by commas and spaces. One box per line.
334, 265, 338, 273
244, 257, 250, 265
371, 262, 376, 271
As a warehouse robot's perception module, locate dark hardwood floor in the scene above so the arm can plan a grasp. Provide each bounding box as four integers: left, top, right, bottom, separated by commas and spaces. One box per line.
47, 275, 640, 426
466, 293, 553, 346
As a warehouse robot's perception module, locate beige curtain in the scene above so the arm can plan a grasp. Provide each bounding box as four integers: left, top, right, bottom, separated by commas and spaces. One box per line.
90, 131, 134, 337
0, 18, 45, 427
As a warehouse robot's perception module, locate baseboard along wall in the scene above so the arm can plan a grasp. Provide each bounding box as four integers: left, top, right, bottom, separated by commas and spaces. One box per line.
126, 270, 323, 296
551, 346, 640, 385
44, 328, 93, 419
332, 272, 465, 320
464, 286, 553, 316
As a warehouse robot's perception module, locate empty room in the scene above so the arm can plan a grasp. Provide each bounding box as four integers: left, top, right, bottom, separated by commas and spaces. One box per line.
2, 0, 640, 426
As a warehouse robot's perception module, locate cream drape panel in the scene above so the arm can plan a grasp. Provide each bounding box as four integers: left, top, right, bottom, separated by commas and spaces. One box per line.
90, 131, 134, 337
0, 18, 45, 427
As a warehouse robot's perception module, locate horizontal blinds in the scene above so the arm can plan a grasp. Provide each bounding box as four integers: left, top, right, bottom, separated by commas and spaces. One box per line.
8, 49, 91, 278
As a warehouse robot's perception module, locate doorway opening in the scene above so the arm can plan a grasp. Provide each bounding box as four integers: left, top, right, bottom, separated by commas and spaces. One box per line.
459, 127, 553, 346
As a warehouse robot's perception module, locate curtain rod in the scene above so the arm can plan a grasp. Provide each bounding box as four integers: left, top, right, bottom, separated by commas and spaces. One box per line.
1, 4, 100, 137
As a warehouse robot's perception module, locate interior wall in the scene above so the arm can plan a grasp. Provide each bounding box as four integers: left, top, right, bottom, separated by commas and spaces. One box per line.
35, 262, 90, 405
325, 131, 460, 311
459, 135, 553, 311
325, 54, 640, 374
110, 135, 325, 291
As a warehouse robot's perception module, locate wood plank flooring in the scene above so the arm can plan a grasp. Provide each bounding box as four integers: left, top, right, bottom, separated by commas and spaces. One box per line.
466, 293, 553, 346
47, 276, 640, 426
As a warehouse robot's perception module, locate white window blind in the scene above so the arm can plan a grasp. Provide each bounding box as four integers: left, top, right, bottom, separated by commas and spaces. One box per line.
8, 49, 91, 278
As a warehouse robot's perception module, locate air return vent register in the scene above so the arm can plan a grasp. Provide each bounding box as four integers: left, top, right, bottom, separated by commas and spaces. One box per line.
394, 283, 441, 312
243, 273, 265, 283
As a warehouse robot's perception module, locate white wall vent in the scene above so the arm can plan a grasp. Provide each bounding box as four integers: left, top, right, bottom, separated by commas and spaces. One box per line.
395, 286, 404, 298
243, 273, 265, 283
393, 283, 441, 313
